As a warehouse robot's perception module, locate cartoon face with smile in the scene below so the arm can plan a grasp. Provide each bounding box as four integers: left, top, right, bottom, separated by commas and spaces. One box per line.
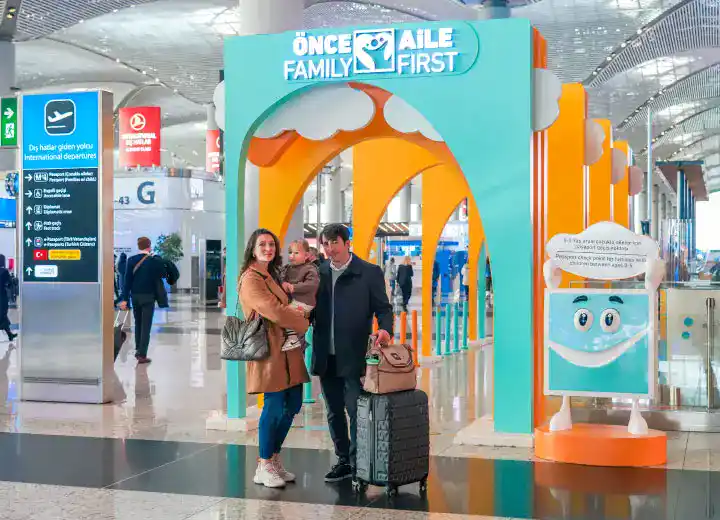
546, 289, 653, 396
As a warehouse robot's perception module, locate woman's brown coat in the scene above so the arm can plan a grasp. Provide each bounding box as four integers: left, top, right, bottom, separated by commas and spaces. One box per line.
239, 263, 310, 394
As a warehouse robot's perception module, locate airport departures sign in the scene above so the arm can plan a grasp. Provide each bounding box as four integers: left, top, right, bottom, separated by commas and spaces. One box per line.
1, 97, 17, 147
20, 92, 101, 283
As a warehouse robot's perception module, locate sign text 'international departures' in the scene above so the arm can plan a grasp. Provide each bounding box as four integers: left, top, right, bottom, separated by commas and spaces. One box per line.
118, 106, 161, 168
20, 91, 101, 283
283, 25, 478, 82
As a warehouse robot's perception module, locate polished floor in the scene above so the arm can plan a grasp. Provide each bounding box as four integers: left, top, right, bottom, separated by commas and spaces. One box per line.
1, 296, 720, 519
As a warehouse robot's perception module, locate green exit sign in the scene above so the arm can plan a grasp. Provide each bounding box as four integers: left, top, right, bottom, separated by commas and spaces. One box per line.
1, 97, 18, 148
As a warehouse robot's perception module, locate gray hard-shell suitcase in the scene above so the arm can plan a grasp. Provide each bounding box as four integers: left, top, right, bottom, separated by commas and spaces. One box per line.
353, 389, 430, 496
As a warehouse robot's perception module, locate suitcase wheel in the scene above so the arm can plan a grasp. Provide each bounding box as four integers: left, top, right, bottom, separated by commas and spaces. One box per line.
352, 479, 368, 494
386, 484, 399, 497
419, 477, 428, 494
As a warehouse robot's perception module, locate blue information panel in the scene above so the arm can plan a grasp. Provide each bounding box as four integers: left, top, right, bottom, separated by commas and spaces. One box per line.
21, 92, 100, 283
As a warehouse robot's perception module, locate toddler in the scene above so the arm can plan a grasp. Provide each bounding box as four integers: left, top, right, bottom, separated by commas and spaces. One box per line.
281, 239, 319, 351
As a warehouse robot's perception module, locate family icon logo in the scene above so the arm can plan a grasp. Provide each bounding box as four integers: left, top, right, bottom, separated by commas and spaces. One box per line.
353, 30, 395, 74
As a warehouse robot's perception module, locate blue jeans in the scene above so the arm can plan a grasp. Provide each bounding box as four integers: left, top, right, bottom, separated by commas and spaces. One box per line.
258, 385, 303, 460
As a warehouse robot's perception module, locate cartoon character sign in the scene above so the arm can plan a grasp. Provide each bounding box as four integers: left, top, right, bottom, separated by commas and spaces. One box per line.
544, 222, 664, 435
546, 289, 654, 396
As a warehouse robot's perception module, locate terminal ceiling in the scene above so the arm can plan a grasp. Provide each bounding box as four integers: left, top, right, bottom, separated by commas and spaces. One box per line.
1, 0, 719, 192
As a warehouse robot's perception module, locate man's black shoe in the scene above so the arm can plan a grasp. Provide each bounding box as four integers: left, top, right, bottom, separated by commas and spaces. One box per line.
324, 463, 353, 483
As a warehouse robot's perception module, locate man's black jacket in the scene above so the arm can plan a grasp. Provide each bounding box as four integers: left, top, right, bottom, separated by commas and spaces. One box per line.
312, 255, 393, 379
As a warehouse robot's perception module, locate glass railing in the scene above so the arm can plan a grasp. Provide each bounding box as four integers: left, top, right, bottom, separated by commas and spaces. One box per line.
658, 283, 720, 409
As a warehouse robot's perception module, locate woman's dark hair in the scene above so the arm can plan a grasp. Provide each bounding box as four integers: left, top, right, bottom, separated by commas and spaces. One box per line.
0, 255, 5, 269
241, 228, 282, 282
321, 223, 350, 243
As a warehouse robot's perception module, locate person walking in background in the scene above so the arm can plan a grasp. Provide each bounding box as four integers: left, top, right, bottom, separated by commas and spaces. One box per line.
384, 257, 397, 297
113, 254, 121, 304
239, 228, 310, 488
117, 253, 128, 293
396, 256, 414, 312
312, 224, 393, 483
280, 239, 319, 351
0, 255, 16, 342
119, 237, 167, 365
308, 246, 325, 269
432, 259, 440, 303
460, 261, 469, 301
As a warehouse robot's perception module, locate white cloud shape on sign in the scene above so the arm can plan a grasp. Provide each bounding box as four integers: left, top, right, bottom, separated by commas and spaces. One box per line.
213, 80, 225, 131
628, 165, 643, 196
532, 68, 562, 131
383, 95, 444, 142
255, 84, 375, 141
546, 221, 660, 281
611, 147, 629, 185
584, 120, 605, 166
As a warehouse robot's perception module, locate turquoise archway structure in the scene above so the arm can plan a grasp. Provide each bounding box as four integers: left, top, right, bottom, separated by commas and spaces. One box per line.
224, 19, 539, 434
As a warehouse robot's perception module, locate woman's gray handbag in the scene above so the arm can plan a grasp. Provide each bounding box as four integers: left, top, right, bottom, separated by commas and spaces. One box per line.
221, 306, 270, 361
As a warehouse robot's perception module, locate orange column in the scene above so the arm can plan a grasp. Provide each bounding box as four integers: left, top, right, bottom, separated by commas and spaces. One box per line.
613, 140, 631, 228
421, 164, 469, 358
467, 197, 485, 340
587, 119, 613, 226
532, 29, 550, 428
540, 84, 589, 423
546, 84, 587, 285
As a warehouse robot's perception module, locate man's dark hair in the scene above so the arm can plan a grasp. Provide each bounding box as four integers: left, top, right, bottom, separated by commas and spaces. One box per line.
321, 223, 350, 243
137, 236, 151, 251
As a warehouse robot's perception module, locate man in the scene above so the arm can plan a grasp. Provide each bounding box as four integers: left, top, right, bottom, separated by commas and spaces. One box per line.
312, 224, 393, 482
119, 237, 168, 365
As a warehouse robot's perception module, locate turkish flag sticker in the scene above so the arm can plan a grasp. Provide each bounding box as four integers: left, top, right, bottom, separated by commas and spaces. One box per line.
33, 249, 48, 261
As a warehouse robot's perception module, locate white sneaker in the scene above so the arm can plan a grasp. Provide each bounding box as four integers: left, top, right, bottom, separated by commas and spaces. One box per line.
254, 460, 286, 488
281, 334, 303, 352
272, 455, 295, 482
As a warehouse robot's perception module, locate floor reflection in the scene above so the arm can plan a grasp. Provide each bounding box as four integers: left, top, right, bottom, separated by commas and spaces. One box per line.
0, 430, 701, 519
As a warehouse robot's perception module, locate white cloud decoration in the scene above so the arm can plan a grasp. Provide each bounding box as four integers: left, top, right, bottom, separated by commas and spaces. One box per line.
611, 147, 629, 185
532, 68, 562, 131
213, 80, 226, 131
584, 120, 605, 166
383, 95, 444, 142
546, 221, 659, 280
255, 84, 375, 141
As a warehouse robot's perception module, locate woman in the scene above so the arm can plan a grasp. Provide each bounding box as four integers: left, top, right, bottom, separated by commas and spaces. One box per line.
384, 257, 397, 297
0, 255, 16, 342
239, 228, 310, 489
396, 256, 414, 312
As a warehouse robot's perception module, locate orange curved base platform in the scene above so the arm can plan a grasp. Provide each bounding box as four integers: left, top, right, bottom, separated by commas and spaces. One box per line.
535, 423, 667, 467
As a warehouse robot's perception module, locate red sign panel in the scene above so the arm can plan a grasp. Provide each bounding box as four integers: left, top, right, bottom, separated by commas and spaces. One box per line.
33, 249, 48, 261
206, 130, 221, 173
118, 106, 161, 168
